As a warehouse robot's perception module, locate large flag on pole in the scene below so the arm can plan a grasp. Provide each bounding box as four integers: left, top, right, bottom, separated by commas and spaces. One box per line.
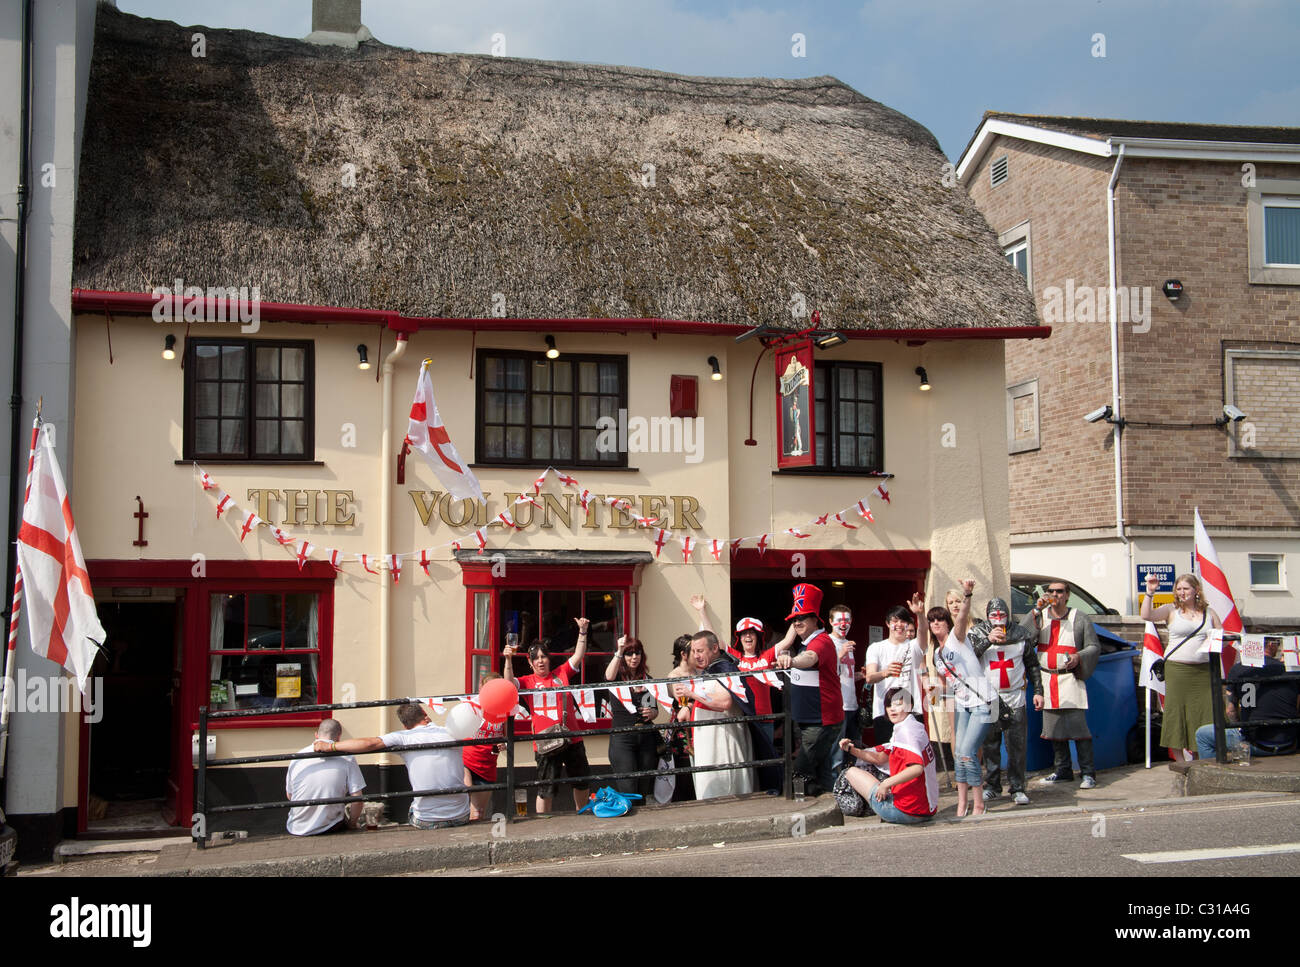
404, 359, 484, 505
14, 421, 106, 693
1193, 507, 1240, 674
1, 420, 41, 775
1138, 621, 1166, 696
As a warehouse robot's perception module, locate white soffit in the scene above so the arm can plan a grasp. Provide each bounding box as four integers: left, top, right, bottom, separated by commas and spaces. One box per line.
957, 121, 1300, 182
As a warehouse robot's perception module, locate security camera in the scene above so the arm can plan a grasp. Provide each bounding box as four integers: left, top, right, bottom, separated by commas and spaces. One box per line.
1222, 404, 1247, 423
1084, 405, 1113, 424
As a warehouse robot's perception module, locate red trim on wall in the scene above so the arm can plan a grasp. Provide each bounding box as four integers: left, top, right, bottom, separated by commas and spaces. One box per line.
729, 548, 931, 580
71, 290, 1051, 341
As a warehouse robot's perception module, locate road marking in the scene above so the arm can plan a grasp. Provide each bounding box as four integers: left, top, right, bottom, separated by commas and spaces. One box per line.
1122, 842, 1300, 864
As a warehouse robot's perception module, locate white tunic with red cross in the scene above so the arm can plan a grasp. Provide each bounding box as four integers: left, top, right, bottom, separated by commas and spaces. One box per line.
981, 641, 1029, 710
1036, 609, 1088, 711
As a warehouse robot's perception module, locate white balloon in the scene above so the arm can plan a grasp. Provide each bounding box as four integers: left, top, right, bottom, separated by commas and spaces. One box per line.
446, 701, 483, 740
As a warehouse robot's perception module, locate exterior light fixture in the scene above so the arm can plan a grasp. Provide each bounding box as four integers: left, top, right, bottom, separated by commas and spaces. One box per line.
545, 335, 560, 359
357, 344, 370, 370
708, 356, 723, 381
915, 366, 931, 391
1162, 280, 1183, 301
162, 334, 177, 360
813, 331, 847, 350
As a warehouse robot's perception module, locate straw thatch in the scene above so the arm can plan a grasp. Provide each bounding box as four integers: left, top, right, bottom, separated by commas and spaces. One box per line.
74, 7, 1037, 331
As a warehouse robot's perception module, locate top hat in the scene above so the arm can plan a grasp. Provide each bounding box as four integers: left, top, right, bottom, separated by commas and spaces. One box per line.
785, 583, 824, 621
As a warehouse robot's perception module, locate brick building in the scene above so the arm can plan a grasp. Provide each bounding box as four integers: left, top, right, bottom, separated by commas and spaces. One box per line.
958, 114, 1300, 625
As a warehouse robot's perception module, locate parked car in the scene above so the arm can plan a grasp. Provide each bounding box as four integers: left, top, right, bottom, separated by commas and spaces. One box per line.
1010, 574, 1132, 651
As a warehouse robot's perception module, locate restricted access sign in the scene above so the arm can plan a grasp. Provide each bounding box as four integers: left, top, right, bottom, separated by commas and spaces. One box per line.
1138, 564, 1176, 607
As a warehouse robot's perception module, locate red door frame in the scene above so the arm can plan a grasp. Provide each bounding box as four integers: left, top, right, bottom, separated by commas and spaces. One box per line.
82, 560, 336, 832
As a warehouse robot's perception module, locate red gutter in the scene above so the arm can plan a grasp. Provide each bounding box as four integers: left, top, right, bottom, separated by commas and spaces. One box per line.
71, 289, 1051, 341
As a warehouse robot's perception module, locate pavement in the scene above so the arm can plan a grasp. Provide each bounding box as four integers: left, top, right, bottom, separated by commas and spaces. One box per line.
15, 757, 1297, 877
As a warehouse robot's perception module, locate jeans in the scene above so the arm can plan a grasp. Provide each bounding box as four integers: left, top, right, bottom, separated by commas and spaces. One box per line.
982, 702, 1027, 793
795, 721, 842, 791
408, 807, 469, 830
1195, 723, 1297, 760
608, 728, 659, 798
1051, 738, 1095, 779
953, 703, 992, 786
870, 794, 935, 825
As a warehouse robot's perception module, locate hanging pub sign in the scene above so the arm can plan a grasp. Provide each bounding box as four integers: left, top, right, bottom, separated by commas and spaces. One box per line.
776, 340, 815, 468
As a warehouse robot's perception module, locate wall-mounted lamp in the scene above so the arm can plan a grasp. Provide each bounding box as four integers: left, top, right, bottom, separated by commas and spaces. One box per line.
813, 331, 847, 350
915, 366, 931, 391
545, 335, 560, 359
1162, 280, 1183, 301
707, 356, 723, 381
356, 344, 370, 370
162, 334, 177, 360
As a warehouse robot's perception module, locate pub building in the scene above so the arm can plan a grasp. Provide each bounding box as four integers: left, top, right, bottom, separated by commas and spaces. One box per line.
6, 6, 1046, 853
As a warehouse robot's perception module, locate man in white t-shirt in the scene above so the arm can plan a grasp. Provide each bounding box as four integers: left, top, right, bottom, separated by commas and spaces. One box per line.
314, 702, 470, 829
286, 718, 365, 836
864, 600, 927, 744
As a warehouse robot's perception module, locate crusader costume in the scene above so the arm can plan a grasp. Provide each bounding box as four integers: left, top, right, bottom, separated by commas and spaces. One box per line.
968, 597, 1039, 800
1020, 602, 1099, 783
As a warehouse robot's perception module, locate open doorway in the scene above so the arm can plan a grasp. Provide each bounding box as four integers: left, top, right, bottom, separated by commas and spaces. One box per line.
85, 597, 181, 834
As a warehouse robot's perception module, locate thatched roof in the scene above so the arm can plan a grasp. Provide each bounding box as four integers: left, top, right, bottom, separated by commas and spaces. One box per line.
73, 7, 1037, 332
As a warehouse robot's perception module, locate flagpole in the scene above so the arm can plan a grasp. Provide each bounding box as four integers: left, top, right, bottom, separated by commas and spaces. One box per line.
0, 418, 41, 781
1144, 686, 1151, 769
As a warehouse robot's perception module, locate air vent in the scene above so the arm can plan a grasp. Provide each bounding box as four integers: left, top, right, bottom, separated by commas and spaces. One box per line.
990, 155, 1009, 187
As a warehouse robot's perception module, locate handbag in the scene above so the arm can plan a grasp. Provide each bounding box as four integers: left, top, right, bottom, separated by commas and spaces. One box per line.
1150, 614, 1206, 682
534, 722, 570, 756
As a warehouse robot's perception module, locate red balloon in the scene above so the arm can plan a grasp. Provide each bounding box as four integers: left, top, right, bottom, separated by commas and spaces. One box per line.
479, 678, 519, 724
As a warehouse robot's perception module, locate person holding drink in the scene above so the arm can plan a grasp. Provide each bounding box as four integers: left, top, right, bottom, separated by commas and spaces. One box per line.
604, 635, 660, 798
503, 617, 592, 814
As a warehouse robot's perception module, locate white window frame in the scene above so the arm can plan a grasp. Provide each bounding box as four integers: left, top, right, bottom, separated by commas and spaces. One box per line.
1248, 553, 1286, 591
1246, 178, 1300, 284
1224, 347, 1300, 459
1006, 377, 1040, 455
998, 221, 1032, 292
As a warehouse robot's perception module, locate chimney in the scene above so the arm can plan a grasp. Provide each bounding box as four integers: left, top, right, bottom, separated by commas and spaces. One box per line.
306, 0, 373, 48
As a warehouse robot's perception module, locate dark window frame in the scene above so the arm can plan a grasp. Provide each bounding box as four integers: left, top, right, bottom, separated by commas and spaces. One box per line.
183, 338, 315, 462
474, 349, 629, 469
785, 360, 884, 475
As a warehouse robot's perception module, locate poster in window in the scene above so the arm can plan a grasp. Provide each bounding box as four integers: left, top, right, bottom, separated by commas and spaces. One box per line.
776, 340, 815, 468
276, 662, 302, 699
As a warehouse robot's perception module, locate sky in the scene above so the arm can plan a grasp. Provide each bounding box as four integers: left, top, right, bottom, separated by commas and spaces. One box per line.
119, 0, 1300, 160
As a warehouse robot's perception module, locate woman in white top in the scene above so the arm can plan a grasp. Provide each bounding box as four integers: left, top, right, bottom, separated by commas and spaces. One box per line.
929, 578, 994, 817
1140, 572, 1220, 760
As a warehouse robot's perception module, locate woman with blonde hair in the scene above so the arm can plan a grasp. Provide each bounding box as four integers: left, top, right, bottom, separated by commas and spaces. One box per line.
1140, 572, 1221, 760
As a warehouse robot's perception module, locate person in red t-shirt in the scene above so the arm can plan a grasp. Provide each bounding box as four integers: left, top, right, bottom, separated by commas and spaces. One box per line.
503, 616, 591, 814
839, 686, 938, 824
775, 583, 844, 793
727, 616, 779, 745
463, 671, 506, 821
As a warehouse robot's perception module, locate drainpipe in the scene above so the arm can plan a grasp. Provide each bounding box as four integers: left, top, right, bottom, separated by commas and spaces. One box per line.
1107, 144, 1132, 613
378, 328, 408, 738
1, 0, 34, 812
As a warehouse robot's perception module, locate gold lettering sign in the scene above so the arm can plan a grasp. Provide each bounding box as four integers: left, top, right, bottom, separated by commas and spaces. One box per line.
405, 491, 705, 530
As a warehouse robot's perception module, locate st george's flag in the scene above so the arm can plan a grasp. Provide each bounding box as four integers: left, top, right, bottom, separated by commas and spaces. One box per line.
14, 420, 106, 693
1138, 621, 1166, 696
405, 359, 484, 505
1194, 507, 1241, 674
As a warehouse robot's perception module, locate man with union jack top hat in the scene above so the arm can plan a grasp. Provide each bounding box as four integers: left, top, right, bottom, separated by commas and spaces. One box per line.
776, 583, 843, 793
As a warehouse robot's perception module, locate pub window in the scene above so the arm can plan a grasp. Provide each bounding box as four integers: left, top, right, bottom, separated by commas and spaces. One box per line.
808, 361, 884, 473
475, 350, 627, 467
208, 591, 326, 712
467, 585, 632, 731
184, 339, 314, 460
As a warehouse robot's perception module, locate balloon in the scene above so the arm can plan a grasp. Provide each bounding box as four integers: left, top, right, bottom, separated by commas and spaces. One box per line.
479, 678, 519, 724
446, 701, 483, 740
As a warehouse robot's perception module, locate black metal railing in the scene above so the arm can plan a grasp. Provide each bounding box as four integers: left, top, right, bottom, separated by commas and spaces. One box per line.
195, 668, 802, 848
1207, 658, 1300, 764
